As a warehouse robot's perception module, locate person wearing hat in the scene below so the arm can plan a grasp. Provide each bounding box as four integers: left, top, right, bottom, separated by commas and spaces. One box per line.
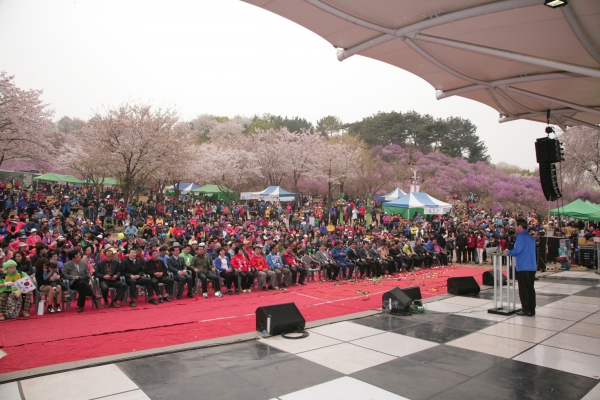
266, 247, 291, 288
167, 243, 194, 299
26, 228, 41, 247
62, 250, 99, 313
0, 259, 33, 319
94, 248, 128, 308
189, 243, 223, 298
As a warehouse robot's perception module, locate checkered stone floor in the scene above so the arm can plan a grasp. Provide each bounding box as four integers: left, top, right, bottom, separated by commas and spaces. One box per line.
3, 278, 600, 399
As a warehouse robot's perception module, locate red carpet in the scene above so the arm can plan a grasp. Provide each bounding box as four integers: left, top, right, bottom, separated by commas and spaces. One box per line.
0, 266, 484, 374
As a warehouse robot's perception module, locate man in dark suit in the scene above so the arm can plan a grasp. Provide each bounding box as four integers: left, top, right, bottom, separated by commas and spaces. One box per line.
94, 248, 128, 308
121, 247, 158, 306
144, 249, 174, 303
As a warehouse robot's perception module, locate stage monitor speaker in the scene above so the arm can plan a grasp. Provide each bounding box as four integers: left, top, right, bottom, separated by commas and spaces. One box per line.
382, 287, 413, 314
447, 276, 480, 296
402, 286, 422, 301
539, 162, 562, 201
535, 137, 563, 164
255, 302, 305, 336
482, 270, 507, 286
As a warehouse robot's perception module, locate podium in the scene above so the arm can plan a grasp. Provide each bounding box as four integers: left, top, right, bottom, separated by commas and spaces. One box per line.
488, 253, 521, 315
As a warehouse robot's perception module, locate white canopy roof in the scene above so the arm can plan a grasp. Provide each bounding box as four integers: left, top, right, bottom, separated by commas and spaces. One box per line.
243, 0, 600, 130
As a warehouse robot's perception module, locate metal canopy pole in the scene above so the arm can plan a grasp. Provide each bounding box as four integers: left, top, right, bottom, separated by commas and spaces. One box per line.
488, 253, 521, 315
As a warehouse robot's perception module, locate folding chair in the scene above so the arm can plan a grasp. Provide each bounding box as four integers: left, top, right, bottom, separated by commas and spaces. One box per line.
301, 255, 321, 282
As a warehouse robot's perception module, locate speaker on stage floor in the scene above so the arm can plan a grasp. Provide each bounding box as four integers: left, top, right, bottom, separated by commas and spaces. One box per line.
402, 286, 422, 301
482, 270, 507, 286
447, 276, 480, 296
382, 287, 413, 314
256, 302, 305, 336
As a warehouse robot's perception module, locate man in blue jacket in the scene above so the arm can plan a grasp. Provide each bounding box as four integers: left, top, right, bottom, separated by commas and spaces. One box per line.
504, 218, 536, 317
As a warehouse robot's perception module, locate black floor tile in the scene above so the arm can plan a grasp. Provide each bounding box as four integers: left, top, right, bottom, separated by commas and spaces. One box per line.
140, 369, 266, 400
118, 350, 224, 386
535, 293, 567, 307
405, 345, 505, 377
574, 287, 600, 298
423, 314, 498, 332
351, 357, 470, 400
193, 341, 290, 369
473, 359, 599, 400
230, 353, 343, 398
392, 323, 472, 344
351, 314, 424, 331
427, 377, 539, 400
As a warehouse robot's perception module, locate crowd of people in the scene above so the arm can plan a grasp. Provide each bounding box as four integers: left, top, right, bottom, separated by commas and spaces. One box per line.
0, 178, 596, 320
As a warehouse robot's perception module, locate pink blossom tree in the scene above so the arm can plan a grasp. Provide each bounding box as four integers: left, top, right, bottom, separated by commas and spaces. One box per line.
0, 72, 56, 167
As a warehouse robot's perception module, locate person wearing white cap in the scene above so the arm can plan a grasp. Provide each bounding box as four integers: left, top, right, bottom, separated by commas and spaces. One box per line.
26, 228, 41, 247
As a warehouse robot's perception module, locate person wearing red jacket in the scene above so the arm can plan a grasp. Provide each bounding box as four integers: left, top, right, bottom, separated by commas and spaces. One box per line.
466, 232, 477, 263
231, 246, 254, 292
282, 245, 307, 286
250, 244, 276, 290
26, 228, 42, 247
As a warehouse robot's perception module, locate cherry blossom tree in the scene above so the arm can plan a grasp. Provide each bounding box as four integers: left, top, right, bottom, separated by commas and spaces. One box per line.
0, 72, 56, 167
558, 126, 600, 190
75, 102, 194, 204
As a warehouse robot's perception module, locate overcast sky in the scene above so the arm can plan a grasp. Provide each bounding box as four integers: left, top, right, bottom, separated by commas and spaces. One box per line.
0, 0, 546, 169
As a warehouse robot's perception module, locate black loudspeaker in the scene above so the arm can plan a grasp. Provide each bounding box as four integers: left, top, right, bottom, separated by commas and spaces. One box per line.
255, 302, 305, 335
535, 137, 563, 164
539, 162, 562, 201
402, 286, 422, 301
447, 276, 480, 296
382, 287, 413, 314
482, 270, 507, 286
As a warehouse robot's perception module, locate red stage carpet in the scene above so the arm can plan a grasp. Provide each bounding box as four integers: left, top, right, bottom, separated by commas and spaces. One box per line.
0, 266, 484, 374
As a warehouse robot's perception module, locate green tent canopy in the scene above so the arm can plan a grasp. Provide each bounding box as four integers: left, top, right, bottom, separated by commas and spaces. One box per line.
549, 199, 599, 220
33, 173, 83, 184
94, 177, 119, 186
191, 184, 238, 202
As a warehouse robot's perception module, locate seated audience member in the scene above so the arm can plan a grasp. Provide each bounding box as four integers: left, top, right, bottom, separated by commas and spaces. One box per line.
121, 248, 158, 306
35, 258, 65, 313
190, 243, 222, 298
214, 247, 239, 295
144, 249, 174, 303
62, 250, 98, 313
266, 246, 291, 288
250, 244, 277, 290
314, 243, 340, 281
282, 245, 306, 286
167, 243, 194, 299
94, 248, 128, 308
0, 260, 33, 319
230, 246, 254, 292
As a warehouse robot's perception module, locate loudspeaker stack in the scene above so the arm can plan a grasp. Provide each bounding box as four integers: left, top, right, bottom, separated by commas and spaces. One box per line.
535, 137, 564, 201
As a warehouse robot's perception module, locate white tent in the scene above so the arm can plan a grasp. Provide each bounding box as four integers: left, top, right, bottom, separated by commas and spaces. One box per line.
382, 192, 452, 218
374, 188, 407, 202
240, 186, 299, 202
164, 182, 200, 194
242, 0, 600, 130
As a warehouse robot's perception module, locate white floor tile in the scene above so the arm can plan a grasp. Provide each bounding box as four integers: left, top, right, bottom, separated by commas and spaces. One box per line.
309, 321, 385, 342
534, 281, 555, 288
279, 377, 409, 400
296, 342, 396, 374
351, 331, 438, 357
544, 301, 600, 313
259, 332, 341, 354
20, 364, 139, 400
458, 307, 516, 322
102, 390, 151, 399
447, 332, 534, 359
563, 295, 600, 306
536, 287, 585, 295
514, 345, 600, 379
542, 332, 600, 357
565, 322, 600, 339
534, 307, 592, 321
0, 382, 21, 400
582, 382, 600, 400
543, 283, 591, 290
582, 313, 600, 325
504, 315, 576, 331
424, 301, 476, 313
478, 322, 556, 343
439, 296, 492, 307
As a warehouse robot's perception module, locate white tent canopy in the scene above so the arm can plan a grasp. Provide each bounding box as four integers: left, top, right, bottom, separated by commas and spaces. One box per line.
164, 182, 200, 194
374, 188, 407, 202
240, 186, 299, 202
243, 0, 600, 130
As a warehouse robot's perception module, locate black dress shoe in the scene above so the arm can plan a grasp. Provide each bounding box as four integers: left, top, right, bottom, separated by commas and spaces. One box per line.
158, 297, 164, 303
149, 299, 159, 305
77, 306, 84, 313
516, 310, 532, 317
164, 296, 172, 302
176, 295, 182, 300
